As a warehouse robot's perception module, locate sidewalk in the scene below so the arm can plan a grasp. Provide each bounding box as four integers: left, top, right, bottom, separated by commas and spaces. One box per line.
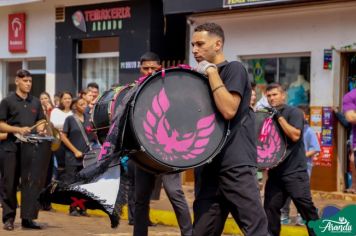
50, 185, 356, 235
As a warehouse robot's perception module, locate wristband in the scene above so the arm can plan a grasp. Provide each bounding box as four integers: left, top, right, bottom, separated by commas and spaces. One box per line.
212, 85, 225, 93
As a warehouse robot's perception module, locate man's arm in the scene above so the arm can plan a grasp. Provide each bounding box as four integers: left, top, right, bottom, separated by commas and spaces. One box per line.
60, 133, 82, 158
306, 150, 319, 158
276, 117, 301, 142
0, 133, 7, 141
345, 110, 356, 124
0, 121, 31, 135
206, 67, 240, 120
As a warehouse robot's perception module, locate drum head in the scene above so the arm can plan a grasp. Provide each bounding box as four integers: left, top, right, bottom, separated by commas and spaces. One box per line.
130, 68, 228, 171
255, 110, 287, 170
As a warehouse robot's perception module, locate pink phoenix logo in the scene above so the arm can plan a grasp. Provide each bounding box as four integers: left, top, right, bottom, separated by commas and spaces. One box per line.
143, 88, 216, 161
257, 117, 281, 164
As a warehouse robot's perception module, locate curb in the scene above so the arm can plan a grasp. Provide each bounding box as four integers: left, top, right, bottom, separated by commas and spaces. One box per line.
50, 203, 308, 235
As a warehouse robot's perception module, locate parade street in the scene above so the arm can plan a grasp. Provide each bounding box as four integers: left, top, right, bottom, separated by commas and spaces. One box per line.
0, 209, 182, 236
1, 185, 356, 235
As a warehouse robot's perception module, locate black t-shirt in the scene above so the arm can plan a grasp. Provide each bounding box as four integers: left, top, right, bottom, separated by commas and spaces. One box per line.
0, 92, 45, 151
269, 105, 307, 176
215, 61, 257, 170
62, 114, 95, 166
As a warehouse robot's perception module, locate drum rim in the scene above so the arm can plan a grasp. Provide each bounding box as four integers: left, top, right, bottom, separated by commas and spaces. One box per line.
91, 84, 133, 129
255, 110, 288, 170
129, 67, 230, 171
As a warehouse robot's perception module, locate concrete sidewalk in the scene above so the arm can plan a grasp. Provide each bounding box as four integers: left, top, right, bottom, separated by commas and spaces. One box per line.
49, 185, 356, 235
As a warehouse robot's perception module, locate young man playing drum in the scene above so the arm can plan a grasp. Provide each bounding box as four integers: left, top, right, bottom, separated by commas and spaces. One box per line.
132, 52, 193, 236
263, 83, 319, 236
191, 22, 268, 236
0, 69, 50, 230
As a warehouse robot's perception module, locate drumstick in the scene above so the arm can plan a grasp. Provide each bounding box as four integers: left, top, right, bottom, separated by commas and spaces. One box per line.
30, 119, 48, 131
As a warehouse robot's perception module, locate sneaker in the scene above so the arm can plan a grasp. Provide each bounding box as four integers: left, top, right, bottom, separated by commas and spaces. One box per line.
69, 208, 81, 217
295, 214, 305, 226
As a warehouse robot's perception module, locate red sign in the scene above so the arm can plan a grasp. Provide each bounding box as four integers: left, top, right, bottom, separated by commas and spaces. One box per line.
84, 7, 131, 22
8, 13, 26, 53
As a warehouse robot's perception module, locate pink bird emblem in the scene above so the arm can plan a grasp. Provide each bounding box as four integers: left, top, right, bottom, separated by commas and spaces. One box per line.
143, 88, 216, 161
257, 117, 281, 164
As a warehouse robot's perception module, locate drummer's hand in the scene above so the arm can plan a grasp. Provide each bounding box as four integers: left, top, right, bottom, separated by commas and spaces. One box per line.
37, 126, 48, 135
16, 127, 31, 135
74, 150, 83, 158
195, 60, 217, 76
270, 107, 282, 119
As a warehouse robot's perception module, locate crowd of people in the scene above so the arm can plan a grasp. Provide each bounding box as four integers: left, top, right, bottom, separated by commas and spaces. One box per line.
0, 22, 354, 236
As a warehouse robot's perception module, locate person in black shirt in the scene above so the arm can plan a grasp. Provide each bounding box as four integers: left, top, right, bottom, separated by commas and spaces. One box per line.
263, 83, 319, 236
0, 69, 50, 230
191, 22, 268, 236
61, 97, 96, 216
132, 52, 192, 236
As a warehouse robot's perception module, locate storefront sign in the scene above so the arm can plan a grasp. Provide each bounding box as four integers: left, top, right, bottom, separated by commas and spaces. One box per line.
312, 107, 334, 167
313, 146, 333, 167
310, 106, 322, 133
321, 107, 333, 146
323, 49, 333, 70
120, 61, 140, 69
8, 13, 26, 53
72, 6, 131, 33
321, 127, 333, 146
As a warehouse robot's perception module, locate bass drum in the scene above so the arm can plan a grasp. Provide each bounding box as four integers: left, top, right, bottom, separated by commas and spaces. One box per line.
255, 110, 287, 170
126, 67, 229, 174
92, 85, 132, 144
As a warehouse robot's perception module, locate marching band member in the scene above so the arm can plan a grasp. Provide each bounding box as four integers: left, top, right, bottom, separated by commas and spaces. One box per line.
191, 22, 268, 236
0, 69, 50, 230
263, 83, 319, 236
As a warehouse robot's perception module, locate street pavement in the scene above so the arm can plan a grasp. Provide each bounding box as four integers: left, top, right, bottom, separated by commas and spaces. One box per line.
0, 185, 356, 235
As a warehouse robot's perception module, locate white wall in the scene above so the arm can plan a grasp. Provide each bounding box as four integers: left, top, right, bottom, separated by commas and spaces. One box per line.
188, 1, 356, 106
0, 0, 120, 99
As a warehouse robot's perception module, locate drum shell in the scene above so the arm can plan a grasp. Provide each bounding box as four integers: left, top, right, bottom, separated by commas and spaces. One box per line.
127, 68, 229, 174
92, 86, 131, 144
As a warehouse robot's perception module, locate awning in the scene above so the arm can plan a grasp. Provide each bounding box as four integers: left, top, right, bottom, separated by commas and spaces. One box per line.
0, 0, 42, 7
163, 0, 328, 15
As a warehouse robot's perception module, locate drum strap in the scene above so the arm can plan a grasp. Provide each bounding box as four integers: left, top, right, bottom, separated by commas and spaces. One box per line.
73, 116, 92, 151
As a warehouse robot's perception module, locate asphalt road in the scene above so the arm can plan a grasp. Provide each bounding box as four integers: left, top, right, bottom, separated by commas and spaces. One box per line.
0, 209, 184, 236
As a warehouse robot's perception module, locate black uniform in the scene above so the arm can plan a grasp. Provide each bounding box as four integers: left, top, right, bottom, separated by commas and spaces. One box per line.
264, 105, 319, 236
62, 114, 95, 184
0, 92, 50, 223
134, 166, 192, 236
193, 61, 268, 236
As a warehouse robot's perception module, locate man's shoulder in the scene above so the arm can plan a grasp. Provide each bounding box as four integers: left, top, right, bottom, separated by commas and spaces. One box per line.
225, 61, 245, 70
282, 105, 303, 117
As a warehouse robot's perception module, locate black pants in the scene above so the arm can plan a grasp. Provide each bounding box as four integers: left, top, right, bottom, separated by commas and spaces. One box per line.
127, 159, 135, 223
0, 142, 51, 223
134, 166, 192, 236
264, 171, 319, 236
193, 164, 268, 236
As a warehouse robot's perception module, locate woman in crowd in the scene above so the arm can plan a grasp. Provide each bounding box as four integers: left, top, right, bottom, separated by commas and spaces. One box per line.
40, 92, 54, 120
61, 97, 96, 216
50, 92, 73, 180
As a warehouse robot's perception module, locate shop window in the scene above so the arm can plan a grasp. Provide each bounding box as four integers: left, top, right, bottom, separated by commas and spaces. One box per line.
81, 57, 119, 93
77, 37, 119, 92
242, 56, 310, 107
